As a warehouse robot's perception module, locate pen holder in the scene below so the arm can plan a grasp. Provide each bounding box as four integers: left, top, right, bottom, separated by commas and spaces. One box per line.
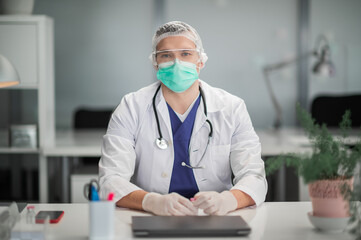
89, 201, 114, 240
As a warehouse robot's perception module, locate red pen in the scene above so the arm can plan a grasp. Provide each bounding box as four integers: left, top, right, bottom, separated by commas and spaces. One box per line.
107, 192, 114, 201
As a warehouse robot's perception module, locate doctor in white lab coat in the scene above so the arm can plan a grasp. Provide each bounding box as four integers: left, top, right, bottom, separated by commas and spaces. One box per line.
99, 21, 267, 216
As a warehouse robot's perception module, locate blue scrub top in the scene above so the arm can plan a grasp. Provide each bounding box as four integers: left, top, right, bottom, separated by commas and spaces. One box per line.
167, 95, 201, 199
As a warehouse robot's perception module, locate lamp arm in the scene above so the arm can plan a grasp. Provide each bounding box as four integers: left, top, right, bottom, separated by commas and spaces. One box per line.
263, 51, 315, 72
314, 35, 330, 53
263, 69, 282, 129
262, 51, 315, 129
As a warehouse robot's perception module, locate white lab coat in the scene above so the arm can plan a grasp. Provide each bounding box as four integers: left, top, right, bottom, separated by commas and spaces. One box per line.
99, 80, 267, 205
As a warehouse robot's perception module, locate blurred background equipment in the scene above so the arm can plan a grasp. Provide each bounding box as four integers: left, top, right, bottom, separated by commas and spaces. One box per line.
0, 54, 20, 88
263, 35, 335, 129
10, 124, 37, 148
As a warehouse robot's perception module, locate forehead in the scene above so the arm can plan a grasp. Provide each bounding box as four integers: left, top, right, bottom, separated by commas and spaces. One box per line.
156, 36, 196, 51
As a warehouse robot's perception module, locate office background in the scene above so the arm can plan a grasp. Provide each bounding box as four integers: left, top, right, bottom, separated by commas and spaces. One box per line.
1, 0, 360, 128
0, 0, 360, 202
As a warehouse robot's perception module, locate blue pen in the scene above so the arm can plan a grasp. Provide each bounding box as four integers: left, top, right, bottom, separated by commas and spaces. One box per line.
90, 185, 100, 201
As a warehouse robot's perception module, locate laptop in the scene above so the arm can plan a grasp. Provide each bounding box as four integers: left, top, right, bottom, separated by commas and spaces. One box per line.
132, 215, 251, 237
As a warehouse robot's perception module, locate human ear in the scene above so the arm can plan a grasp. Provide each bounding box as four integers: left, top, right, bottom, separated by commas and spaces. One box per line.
197, 61, 204, 72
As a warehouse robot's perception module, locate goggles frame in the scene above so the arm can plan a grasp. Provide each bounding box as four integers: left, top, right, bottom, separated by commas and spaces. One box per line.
153, 48, 200, 55
153, 49, 201, 65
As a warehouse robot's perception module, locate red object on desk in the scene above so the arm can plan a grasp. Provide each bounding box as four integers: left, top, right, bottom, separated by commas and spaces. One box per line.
35, 211, 64, 224
107, 192, 114, 201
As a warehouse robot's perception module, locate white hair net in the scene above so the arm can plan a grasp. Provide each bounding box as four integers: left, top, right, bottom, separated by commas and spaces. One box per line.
149, 21, 208, 67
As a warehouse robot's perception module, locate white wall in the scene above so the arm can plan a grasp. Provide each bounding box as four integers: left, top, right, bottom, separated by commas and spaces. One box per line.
33, 0, 154, 128
30, 0, 361, 129
166, 0, 298, 128
309, 0, 361, 102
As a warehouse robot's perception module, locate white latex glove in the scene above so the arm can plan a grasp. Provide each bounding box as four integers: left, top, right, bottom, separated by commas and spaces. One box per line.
142, 192, 198, 216
192, 191, 238, 215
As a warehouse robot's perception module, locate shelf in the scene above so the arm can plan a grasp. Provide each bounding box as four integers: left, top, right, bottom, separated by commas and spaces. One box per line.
1, 84, 39, 90
0, 147, 39, 154
0, 15, 49, 22
0, 15, 56, 203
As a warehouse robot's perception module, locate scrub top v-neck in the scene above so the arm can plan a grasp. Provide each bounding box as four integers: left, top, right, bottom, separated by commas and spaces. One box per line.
167, 95, 201, 199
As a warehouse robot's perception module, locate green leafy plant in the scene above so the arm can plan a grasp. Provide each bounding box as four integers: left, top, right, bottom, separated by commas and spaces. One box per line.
344, 165, 361, 240
266, 103, 361, 182
349, 179, 361, 239
266, 103, 361, 238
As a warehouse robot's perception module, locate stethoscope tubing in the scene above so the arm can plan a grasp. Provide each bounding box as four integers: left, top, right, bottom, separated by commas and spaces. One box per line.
153, 85, 164, 140
152, 84, 213, 142
152, 83, 213, 169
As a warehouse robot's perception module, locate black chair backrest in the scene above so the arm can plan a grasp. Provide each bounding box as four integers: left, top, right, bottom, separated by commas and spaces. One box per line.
311, 94, 361, 127
74, 109, 113, 129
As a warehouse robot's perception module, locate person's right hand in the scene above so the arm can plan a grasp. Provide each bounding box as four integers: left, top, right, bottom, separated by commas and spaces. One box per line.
142, 192, 198, 216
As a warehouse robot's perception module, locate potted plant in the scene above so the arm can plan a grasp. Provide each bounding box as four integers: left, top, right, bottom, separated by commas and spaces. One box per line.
347, 167, 361, 239
266, 103, 361, 235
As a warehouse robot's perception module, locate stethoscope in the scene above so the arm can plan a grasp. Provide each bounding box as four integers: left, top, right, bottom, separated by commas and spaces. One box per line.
152, 84, 213, 169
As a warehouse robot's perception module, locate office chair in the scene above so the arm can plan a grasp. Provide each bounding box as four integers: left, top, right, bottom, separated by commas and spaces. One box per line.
73, 108, 113, 167
74, 109, 113, 129
311, 94, 361, 127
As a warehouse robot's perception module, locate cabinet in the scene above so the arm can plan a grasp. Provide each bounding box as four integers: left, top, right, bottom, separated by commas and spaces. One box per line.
0, 16, 54, 202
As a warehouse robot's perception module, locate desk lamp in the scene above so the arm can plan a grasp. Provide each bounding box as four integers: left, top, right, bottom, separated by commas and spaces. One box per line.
263, 35, 335, 129
0, 54, 20, 88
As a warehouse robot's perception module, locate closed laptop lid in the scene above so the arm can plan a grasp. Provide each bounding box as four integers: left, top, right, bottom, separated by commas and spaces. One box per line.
132, 215, 251, 237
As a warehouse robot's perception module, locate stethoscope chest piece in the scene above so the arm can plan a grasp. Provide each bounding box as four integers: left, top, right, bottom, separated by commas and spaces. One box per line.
156, 137, 168, 150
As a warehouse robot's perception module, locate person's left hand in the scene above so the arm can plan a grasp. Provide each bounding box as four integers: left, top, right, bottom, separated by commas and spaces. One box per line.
192, 191, 238, 215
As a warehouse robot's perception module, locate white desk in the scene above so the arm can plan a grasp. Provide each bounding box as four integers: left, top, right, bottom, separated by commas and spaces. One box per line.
39, 128, 359, 203
256, 128, 361, 156
40, 130, 105, 203
43, 128, 314, 157
43, 130, 105, 157
38, 128, 310, 203
256, 128, 311, 156
40, 128, 311, 203
43, 128, 312, 157
12, 202, 353, 240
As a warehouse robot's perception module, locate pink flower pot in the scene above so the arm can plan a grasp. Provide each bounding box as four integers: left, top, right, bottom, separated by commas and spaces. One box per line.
308, 178, 353, 218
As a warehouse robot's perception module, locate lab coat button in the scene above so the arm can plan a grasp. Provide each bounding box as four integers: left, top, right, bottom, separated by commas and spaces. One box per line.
161, 172, 167, 178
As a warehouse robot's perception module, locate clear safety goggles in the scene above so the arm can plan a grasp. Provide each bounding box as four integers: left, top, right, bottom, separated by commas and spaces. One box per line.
154, 49, 200, 64
158, 58, 197, 69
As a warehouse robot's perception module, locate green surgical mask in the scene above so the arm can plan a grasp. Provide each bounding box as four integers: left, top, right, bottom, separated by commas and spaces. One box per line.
157, 59, 199, 93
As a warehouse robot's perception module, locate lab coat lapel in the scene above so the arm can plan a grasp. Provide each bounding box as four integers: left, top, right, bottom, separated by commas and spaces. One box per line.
198, 80, 224, 113
156, 86, 173, 145
191, 98, 207, 138
188, 92, 208, 172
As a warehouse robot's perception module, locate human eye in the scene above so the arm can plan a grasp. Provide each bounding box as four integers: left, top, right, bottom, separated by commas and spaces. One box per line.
181, 51, 192, 57
158, 52, 172, 59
